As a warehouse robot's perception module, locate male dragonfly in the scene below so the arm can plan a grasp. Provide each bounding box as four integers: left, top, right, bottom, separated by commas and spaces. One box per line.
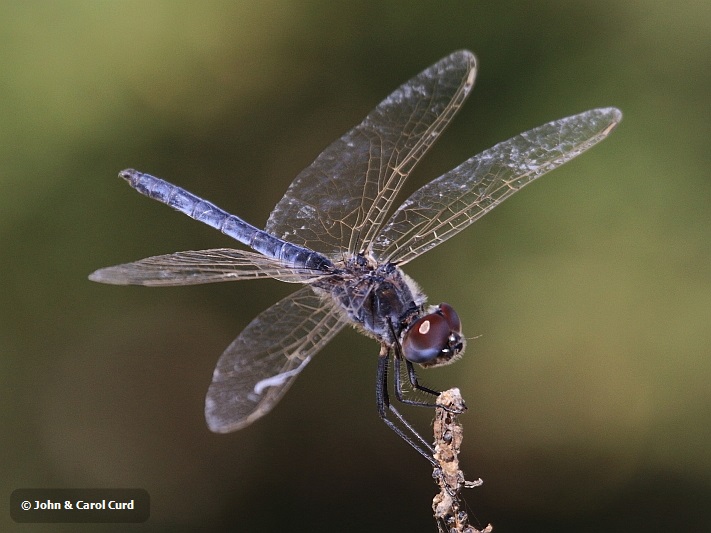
90, 50, 621, 463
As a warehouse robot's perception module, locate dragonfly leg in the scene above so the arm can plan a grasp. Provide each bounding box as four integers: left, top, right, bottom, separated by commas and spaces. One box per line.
392, 351, 467, 418
405, 359, 440, 396
376, 352, 436, 465
392, 355, 441, 408
386, 326, 442, 408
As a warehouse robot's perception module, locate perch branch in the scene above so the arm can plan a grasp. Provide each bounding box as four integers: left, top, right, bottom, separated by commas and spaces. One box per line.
432, 388, 492, 533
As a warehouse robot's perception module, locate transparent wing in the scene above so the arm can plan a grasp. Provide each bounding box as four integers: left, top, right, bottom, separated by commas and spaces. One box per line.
88, 248, 326, 286
205, 285, 348, 433
371, 107, 622, 265
265, 50, 476, 258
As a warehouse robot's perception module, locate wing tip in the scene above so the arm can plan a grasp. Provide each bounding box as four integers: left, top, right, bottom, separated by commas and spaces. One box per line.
601, 107, 623, 136
449, 49, 478, 80
205, 419, 239, 434
589, 107, 623, 136
205, 403, 252, 434
88, 268, 120, 285
451, 49, 476, 62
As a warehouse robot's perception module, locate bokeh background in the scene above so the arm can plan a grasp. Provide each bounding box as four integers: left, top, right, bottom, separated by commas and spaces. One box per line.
2, 2, 709, 532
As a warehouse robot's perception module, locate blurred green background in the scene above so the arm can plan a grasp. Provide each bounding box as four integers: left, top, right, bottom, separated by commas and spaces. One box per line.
2, 1, 709, 532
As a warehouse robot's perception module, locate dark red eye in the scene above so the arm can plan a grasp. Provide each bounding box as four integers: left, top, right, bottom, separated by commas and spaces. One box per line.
402, 303, 465, 367
438, 302, 461, 333
402, 313, 450, 364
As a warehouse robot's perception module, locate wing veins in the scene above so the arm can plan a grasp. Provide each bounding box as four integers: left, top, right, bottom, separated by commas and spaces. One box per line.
265, 51, 476, 258
88, 248, 326, 286
206, 286, 348, 433
374, 107, 623, 264
358, 66, 475, 253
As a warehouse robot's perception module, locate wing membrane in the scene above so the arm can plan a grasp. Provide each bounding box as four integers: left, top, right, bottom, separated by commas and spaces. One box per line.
88, 248, 325, 286
265, 50, 476, 258
205, 285, 348, 433
372, 107, 622, 264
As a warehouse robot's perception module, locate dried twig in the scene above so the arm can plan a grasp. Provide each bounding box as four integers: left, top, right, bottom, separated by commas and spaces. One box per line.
432, 388, 492, 533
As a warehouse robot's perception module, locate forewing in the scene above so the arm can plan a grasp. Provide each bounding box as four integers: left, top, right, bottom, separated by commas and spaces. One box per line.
372, 107, 622, 264
88, 248, 325, 286
205, 285, 348, 433
265, 50, 476, 257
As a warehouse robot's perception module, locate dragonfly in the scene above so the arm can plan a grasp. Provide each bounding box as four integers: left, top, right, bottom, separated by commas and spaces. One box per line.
90, 50, 621, 463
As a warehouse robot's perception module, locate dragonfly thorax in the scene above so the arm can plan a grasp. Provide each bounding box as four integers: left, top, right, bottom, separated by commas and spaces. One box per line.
317, 256, 465, 367
317, 256, 427, 347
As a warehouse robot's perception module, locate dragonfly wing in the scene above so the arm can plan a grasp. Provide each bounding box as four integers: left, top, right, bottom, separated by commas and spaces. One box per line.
88, 249, 326, 286
265, 50, 476, 257
205, 285, 348, 433
372, 107, 622, 265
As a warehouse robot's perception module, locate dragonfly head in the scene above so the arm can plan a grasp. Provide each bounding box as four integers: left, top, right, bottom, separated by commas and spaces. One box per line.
401, 303, 465, 368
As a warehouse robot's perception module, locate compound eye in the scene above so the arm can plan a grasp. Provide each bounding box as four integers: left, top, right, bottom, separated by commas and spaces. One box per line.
438, 303, 461, 333
402, 313, 450, 364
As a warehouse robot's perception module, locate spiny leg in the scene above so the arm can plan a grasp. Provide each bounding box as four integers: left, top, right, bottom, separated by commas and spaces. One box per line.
376, 349, 436, 465
393, 354, 441, 407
